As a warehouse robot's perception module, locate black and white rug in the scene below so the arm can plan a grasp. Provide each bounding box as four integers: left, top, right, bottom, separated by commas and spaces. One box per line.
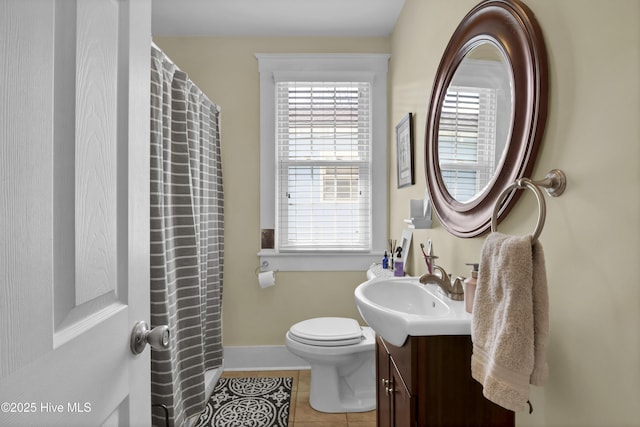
194, 377, 293, 427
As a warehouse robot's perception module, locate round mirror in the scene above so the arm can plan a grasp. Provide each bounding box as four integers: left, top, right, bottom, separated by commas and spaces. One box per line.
438, 41, 513, 203
425, 0, 548, 237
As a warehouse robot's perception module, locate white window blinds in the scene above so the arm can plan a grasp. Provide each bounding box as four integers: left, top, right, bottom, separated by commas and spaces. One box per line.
438, 86, 497, 202
276, 81, 371, 252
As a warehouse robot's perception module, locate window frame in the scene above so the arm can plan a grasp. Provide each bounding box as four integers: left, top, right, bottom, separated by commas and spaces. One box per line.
256, 53, 389, 271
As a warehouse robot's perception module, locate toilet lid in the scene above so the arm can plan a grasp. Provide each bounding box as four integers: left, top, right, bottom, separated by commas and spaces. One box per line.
289, 317, 363, 346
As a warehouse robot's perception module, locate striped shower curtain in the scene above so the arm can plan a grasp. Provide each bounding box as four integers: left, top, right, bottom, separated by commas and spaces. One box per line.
150, 45, 224, 427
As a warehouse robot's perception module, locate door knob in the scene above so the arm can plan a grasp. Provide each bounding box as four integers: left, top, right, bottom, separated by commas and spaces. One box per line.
130, 321, 170, 355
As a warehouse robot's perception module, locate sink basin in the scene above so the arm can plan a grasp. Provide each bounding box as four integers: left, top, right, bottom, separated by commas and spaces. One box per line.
354, 276, 471, 346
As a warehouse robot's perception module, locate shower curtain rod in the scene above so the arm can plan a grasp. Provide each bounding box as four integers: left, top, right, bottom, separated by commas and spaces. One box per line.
150, 41, 221, 113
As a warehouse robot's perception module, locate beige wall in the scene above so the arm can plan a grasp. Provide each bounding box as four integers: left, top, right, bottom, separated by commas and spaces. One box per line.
390, 1, 640, 426
152, 37, 391, 347
156, 0, 639, 423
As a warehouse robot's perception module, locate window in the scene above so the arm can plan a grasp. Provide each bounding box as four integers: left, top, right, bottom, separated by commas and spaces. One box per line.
277, 81, 370, 252
256, 54, 389, 271
438, 86, 497, 202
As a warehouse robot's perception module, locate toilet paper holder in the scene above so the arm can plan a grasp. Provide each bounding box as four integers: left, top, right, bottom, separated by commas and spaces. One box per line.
256, 261, 278, 289
255, 260, 278, 276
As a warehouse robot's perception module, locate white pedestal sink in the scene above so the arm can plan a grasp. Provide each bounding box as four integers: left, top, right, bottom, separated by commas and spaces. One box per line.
354, 276, 471, 346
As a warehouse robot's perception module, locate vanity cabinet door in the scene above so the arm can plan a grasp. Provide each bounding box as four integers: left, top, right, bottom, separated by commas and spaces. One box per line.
376, 338, 392, 427
377, 336, 416, 427
390, 359, 415, 427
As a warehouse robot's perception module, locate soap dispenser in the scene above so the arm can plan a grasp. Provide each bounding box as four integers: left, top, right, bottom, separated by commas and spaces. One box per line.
394, 247, 404, 277
464, 263, 479, 313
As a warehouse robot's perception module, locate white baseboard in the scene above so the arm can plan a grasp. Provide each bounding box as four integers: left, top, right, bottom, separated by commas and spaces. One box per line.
223, 345, 310, 371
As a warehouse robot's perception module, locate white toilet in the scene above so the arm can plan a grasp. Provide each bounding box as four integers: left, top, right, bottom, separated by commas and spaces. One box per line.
285, 317, 376, 413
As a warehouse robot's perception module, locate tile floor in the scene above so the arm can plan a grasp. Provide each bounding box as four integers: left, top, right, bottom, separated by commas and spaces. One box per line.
221, 370, 376, 427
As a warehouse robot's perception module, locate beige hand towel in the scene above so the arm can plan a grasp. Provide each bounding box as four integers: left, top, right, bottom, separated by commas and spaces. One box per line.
471, 232, 549, 412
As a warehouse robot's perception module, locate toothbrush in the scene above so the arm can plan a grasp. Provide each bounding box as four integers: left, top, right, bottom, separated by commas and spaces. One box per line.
420, 243, 432, 274
389, 239, 397, 270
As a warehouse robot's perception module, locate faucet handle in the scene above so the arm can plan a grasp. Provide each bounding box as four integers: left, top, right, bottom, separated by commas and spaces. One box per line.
450, 277, 465, 301
452, 277, 464, 292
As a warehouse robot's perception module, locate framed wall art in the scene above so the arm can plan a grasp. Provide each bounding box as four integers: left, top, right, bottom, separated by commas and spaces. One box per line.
396, 112, 414, 188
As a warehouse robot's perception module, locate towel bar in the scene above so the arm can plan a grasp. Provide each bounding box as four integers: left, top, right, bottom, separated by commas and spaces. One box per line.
491, 169, 566, 243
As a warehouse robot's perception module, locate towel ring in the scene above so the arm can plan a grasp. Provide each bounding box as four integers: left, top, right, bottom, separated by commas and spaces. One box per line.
490, 169, 566, 243
491, 178, 546, 243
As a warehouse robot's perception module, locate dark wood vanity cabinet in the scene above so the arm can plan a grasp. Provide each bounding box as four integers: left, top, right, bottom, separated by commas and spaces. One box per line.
376, 335, 514, 427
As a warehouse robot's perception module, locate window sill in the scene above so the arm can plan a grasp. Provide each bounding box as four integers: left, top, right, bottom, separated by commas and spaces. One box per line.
258, 250, 383, 272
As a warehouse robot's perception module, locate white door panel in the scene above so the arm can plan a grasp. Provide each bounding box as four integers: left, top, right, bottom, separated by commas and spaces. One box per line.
0, 0, 151, 425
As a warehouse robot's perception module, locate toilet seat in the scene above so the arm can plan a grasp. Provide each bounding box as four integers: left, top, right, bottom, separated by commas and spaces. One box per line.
288, 317, 363, 347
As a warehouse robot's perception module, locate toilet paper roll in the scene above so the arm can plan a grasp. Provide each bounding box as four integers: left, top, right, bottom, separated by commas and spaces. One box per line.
258, 270, 276, 288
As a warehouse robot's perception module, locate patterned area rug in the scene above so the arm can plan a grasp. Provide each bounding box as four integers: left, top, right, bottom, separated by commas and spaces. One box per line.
194, 377, 292, 427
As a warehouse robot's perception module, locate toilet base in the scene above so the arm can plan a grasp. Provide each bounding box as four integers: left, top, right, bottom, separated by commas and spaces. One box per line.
307, 347, 376, 413
309, 365, 376, 413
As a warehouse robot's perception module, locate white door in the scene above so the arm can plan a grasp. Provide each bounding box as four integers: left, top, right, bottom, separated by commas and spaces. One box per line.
0, 0, 152, 426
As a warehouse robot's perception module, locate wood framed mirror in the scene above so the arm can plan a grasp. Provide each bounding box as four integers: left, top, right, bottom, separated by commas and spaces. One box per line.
425, 0, 548, 237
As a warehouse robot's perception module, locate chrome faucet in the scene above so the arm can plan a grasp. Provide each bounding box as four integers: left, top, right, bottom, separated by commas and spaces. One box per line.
419, 258, 465, 301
